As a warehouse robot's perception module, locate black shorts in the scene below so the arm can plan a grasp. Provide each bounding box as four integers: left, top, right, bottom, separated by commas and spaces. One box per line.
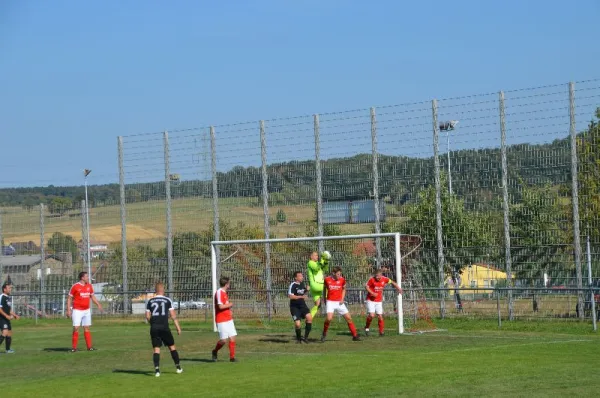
290, 305, 310, 321
150, 327, 175, 348
0, 319, 11, 331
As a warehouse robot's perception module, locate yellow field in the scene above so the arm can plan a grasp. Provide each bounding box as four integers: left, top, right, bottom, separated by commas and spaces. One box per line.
1, 197, 370, 245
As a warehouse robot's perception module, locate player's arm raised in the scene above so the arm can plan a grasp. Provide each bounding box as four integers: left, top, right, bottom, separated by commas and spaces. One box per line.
169, 308, 181, 335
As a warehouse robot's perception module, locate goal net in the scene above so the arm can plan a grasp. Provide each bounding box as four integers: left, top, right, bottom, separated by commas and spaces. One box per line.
210, 232, 437, 334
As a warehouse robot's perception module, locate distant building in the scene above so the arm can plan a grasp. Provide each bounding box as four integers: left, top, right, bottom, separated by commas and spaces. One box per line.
1, 244, 16, 256
0, 253, 74, 290
77, 240, 109, 259
323, 199, 386, 224
9, 241, 40, 256
446, 264, 512, 295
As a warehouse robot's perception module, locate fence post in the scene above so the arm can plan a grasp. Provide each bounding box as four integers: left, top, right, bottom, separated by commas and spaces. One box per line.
210, 126, 220, 267
499, 91, 514, 321
587, 235, 597, 331
314, 114, 324, 253
163, 131, 174, 293
260, 120, 273, 321
40, 203, 46, 316
432, 99, 446, 319
371, 107, 382, 266
117, 136, 129, 314
569, 82, 584, 319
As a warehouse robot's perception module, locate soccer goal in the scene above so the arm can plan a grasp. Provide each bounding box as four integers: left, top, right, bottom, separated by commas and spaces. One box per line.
210, 232, 435, 334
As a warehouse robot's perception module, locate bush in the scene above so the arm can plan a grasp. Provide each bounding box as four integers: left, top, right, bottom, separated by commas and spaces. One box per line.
276, 208, 287, 223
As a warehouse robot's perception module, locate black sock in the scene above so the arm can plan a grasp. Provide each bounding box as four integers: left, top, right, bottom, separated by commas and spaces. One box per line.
0, 336, 4, 347
295, 327, 302, 340
5, 336, 11, 351
304, 323, 312, 339
153, 353, 160, 370
170, 349, 180, 368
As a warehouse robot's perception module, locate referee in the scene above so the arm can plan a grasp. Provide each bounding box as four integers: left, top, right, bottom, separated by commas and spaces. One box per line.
288, 271, 313, 343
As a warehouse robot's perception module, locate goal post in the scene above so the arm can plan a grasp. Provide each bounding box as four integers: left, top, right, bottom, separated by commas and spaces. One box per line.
210, 232, 405, 334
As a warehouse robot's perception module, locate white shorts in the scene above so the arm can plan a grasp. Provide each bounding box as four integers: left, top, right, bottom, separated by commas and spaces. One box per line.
72, 309, 92, 327
217, 320, 237, 340
325, 301, 349, 316
366, 300, 384, 315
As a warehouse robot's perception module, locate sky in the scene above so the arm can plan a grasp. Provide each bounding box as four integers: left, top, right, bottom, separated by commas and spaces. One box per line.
1, 0, 599, 188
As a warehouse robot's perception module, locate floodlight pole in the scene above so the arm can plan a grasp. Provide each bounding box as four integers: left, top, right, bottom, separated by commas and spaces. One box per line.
447, 130, 452, 195
84, 170, 92, 282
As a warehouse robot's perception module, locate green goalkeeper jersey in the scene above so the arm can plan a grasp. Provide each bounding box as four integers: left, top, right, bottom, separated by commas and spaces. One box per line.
307, 258, 329, 293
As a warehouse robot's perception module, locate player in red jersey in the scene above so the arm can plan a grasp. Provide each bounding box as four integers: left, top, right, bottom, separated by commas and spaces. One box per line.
66, 271, 103, 352
364, 268, 402, 336
321, 266, 360, 342
211, 276, 237, 362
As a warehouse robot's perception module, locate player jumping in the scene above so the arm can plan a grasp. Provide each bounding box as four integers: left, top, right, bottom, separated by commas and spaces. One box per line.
307, 251, 329, 318
364, 268, 402, 337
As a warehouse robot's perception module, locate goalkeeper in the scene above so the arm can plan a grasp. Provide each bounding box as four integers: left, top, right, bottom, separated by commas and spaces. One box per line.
307, 251, 330, 318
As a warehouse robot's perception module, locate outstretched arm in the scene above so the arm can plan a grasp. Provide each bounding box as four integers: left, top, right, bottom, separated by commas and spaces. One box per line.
389, 280, 402, 294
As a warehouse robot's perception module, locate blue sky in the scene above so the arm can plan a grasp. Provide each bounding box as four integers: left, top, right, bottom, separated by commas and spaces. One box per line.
1, 0, 598, 188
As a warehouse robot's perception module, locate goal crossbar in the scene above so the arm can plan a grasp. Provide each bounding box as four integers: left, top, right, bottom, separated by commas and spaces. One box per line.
210, 232, 404, 334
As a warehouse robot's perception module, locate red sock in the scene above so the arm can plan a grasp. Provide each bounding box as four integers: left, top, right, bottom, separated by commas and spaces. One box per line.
72, 331, 79, 350
84, 330, 92, 349
348, 322, 357, 337
323, 320, 330, 335
228, 341, 236, 359
378, 318, 384, 334
365, 316, 373, 329
214, 340, 225, 352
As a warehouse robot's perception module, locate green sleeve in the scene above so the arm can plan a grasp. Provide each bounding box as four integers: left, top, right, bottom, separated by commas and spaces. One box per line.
307, 260, 320, 274
319, 258, 329, 273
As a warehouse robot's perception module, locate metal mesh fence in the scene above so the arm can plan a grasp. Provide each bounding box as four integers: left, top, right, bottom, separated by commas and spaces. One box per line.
1, 79, 600, 325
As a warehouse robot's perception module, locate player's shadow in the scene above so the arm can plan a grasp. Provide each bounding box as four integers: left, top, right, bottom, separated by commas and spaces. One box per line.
112, 369, 155, 376
259, 335, 293, 343
43, 348, 72, 352
180, 358, 215, 363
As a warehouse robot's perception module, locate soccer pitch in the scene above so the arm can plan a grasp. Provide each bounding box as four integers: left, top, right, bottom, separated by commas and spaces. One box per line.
1, 319, 599, 397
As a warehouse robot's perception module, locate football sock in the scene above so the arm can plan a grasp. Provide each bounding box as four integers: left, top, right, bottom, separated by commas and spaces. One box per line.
323, 320, 330, 336
214, 340, 225, 352
310, 305, 319, 318
304, 323, 312, 339
153, 353, 160, 369
295, 327, 302, 340
5, 336, 11, 351
84, 330, 92, 349
170, 350, 180, 368
348, 322, 357, 337
365, 315, 373, 329
0, 335, 4, 347
228, 341, 236, 359
378, 318, 384, 334
72, 331, 79, 350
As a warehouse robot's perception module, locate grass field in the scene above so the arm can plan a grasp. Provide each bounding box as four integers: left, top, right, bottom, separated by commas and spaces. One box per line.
1, 318, 599, 397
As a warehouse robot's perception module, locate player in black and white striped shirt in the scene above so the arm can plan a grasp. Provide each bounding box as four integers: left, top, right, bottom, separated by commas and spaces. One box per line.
288, 272, 313, 343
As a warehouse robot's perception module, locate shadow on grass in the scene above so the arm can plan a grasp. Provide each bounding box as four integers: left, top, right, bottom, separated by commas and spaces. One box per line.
258, 336, 291, 343
180, 358, 215, 363
43, 348, 72, 352
112, 369, 154, 376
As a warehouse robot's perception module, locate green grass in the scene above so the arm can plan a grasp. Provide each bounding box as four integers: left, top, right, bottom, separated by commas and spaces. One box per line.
2, 318, 600, 397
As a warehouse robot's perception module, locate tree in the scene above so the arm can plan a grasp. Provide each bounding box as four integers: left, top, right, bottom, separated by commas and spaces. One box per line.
382, 174, 500, 287
46, 232, 79, 261
509, 184, 570, 285
47, 197, 73, 215
577, 107, 600, 244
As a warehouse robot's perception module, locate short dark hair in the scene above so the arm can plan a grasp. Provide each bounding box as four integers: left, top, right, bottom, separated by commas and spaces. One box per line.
78, 271, 88, 280
332, 266, 342, 274
219, 276, 230, 287
1, 282, 11, 292
293, 271, 302, 279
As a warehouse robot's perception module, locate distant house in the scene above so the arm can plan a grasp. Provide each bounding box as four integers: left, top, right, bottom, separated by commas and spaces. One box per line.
1, 245, 16, 256
10, 241, 40, 255
446, 264, 512, 295
0, 253, 74, 290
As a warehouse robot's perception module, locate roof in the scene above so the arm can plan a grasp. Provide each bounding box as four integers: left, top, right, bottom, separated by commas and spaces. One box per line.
0, 255, 43, 267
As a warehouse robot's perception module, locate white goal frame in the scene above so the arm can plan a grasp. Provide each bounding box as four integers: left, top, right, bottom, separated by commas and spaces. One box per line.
210, 232, 404, 334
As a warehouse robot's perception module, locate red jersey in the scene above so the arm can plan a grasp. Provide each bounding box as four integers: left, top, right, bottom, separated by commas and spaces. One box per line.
214, 288, 233, 323
366, 276, 391, 302
324, 276, 346, 302
69, 282, 94, 310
